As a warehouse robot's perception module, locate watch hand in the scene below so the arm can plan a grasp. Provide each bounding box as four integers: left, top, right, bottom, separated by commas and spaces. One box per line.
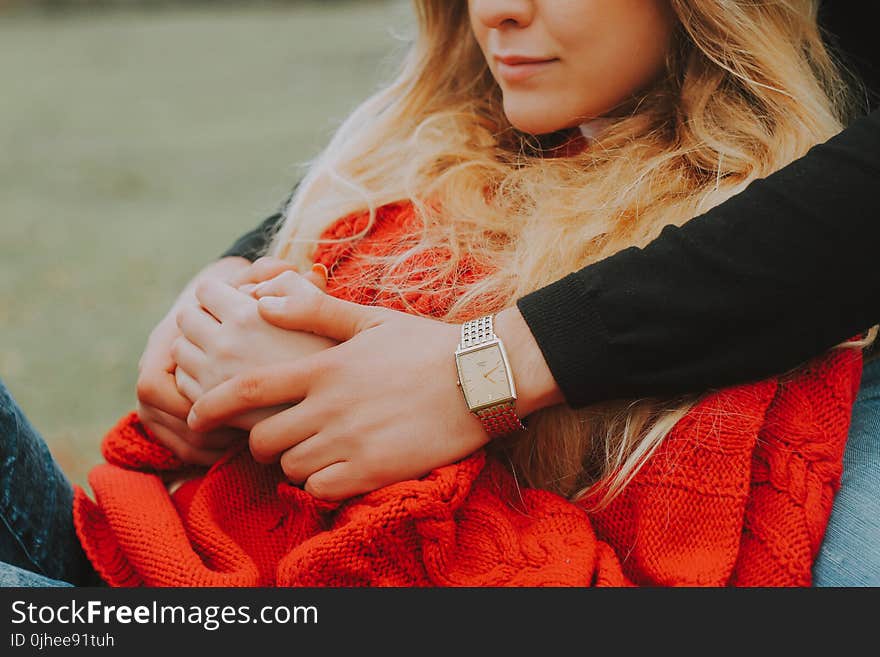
483, 364, 501, 378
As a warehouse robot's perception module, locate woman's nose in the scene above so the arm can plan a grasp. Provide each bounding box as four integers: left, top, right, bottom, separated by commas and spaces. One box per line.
470, 0, 536, 30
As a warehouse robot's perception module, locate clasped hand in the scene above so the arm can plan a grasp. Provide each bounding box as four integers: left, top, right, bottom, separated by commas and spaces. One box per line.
172, 257, 491, 501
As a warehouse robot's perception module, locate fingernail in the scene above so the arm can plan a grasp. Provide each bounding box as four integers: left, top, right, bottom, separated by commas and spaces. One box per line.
259, 296, 285, 311
187, 408, 198, 427
239, 283, 257, 295
311, 263, 329, 282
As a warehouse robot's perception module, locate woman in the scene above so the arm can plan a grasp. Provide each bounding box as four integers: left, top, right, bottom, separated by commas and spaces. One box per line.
1, 0, 872, 586
196, 1, 879, 587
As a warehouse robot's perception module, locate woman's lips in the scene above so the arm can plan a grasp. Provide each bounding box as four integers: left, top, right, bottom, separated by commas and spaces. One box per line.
495, 57, 558, 82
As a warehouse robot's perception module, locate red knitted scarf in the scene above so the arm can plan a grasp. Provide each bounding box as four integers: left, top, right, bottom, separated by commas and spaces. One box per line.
73, 201, 862, 586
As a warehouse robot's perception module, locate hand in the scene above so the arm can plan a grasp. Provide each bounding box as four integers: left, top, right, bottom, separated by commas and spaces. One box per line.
185, 270, 494, 501
172, 260, 335, 431
136, 259, 254, 466
226, 255, 308, 290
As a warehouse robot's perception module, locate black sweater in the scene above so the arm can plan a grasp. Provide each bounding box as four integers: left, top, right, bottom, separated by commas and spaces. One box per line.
222, 4, 880, 409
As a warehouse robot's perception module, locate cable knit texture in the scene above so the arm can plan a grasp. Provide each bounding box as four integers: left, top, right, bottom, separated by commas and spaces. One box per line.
73, 201, 862, 587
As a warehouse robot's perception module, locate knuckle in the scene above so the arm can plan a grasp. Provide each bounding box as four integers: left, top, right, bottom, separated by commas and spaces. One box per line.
174, 376, 190, 401
278, 269, 303, 287
374, 307, 396, 327
234, 374, 264, 405
183, 432, 211, 450
175, 304, 190, 326
280, 455, 307, 484
328, 426, 356, 452
251, 256, 274, 270
248, 426, 273, 462
260, 256, 293, 271
309, 286, 335, 321
135, 400, 155, 424
304, 476, 335, 501
135, 375, 159, 404
175, 442, 202, 465
363, 456, 392, 485
302, 288, 324, 323
231, 305, 255, 327
214, 336, 238, 360
248, 421, 266, 446
307, 287, 325, 314
296, 355, 328, 391
297, 353, 321, 380
176, 305, 196, 331
190, 430, 229, 451
254, 255, 281, 268
194, 278, 213, 301
164, 432, 190, 457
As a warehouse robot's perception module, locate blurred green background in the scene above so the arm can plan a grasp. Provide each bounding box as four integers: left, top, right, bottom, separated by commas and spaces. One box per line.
0, 0, 410, 489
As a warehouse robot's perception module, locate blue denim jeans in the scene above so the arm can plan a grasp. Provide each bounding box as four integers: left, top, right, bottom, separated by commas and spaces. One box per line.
0, 378, 103, 587
2, 359, 879, 588
812, 355, 880, 586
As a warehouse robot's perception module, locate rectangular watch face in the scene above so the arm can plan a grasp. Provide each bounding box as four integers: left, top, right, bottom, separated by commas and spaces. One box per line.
456, 344, 513, 409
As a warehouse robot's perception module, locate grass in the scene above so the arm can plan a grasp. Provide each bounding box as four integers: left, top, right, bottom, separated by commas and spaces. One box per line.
0, 1, 410, 488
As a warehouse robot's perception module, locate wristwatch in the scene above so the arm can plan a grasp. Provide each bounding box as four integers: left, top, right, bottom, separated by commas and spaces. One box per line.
454, 314, 528, 439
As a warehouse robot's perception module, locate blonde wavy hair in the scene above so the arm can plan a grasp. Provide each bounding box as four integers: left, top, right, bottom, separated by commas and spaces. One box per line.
267, 0, 864, 508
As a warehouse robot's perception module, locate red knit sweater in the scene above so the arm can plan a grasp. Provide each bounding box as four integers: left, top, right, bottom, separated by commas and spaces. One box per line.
72, 201, 862, 587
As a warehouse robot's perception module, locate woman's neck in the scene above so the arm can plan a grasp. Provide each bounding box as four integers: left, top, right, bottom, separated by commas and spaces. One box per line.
530, 118, 614, 158
578, 118, 614, 141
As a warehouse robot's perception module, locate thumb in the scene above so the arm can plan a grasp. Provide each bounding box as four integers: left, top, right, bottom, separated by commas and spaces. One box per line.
256, 270, 378, 342
303, 263, 329, 292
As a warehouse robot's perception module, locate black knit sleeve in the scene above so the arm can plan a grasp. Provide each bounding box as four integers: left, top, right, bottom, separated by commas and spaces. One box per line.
517, 108, 880, 408
220, 183, 300, 262
220, 212, 285, 262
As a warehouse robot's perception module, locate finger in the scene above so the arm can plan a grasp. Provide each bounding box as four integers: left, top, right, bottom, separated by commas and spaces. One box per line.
147, 420, 229, 467
306, 263, 329, 292
142, 403, 243, 451
137, 402, 239, 465
195, 278, 254, 323
140, 314, 182, 375
238, 283, 258, 297
225, 405, 291, 432
278, 433, 339, 484
238, 274, 320, 298
170, 336, 207, 378
256, 271, 378, 342
230, 256, 299, 287
175, 304, 220, 350
252, 269, 318, 297
247, 401, 321, 463
136, 368, 193, 420
188, 359, 315, 432
174, 366, 203, 405
304, 461, 356, 501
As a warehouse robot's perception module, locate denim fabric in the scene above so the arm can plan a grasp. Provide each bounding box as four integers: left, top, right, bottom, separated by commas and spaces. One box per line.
0, 560, 73, 587
0, 378, 102, 587
813, 356, 880, 586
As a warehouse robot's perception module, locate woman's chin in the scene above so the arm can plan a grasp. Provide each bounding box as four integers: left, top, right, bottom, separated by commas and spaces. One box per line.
503, 105, 571, 136
508, 118, 566, 136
